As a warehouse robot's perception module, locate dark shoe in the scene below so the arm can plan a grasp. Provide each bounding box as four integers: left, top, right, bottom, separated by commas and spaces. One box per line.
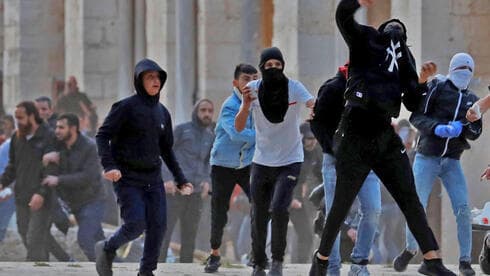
204, 254, 221, 273
137, 272, 154, 276
393, 249, 415, 272
309, 250, 328, 276
459, 261, 475, 276
95, 240, 115, 276
480, 233, 490, 274
418, 258, 456, 276
252, 266, 266, 276
267, 260, 283, 276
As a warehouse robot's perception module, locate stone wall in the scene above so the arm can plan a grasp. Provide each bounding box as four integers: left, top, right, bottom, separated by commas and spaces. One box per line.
3, 0, 64, 113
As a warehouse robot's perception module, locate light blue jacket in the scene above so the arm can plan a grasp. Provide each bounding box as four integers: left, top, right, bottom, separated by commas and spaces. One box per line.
210, 88, 255, 169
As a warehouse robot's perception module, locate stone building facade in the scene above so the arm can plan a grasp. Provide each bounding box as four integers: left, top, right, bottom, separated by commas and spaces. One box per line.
0, 0, 489, 263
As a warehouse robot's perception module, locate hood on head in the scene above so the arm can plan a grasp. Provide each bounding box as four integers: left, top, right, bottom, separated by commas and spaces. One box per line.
259, 47, 285, 72
447, 53, 474, 90
134, 58, 168, 103
449, 53, 474, 73
378, 19, 408, 41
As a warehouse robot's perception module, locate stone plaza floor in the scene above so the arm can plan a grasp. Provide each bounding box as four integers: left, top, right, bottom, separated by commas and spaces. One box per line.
0, 262, 483, 275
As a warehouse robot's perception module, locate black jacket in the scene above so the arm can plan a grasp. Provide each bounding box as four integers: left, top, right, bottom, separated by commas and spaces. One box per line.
410, 78, 482, 159
56, 134, 106, 211
96, 59, 188, 187
310, 70, 347, 154
0, 123, 54, 204
336, 0, 422, 119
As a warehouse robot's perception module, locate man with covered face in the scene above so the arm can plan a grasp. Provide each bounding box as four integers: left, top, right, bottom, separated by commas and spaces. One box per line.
309, 0, 455, 275
235, 47, 314, 276
394, 53, 481, 276
95, 58, 193, 276
159, 98, 215, 263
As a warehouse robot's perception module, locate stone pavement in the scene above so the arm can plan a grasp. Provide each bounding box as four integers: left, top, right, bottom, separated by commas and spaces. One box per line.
0, 262, 482, 276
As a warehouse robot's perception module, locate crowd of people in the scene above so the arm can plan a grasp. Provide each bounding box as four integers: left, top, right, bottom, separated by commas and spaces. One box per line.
0, 0, 490, 276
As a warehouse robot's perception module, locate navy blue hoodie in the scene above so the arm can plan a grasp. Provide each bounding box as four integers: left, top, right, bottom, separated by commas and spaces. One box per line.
96, 59, 188, 187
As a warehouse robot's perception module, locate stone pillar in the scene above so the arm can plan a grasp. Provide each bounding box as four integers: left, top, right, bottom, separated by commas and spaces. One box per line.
3, 0, 64, 112
273, 0, 337, 94
174, 0, 196, 124
117, 0, 133, 99
240, 0, 261, 65
145, 0, 177, 114
197, 0, 242, 121
65, 0, 119, 116
133, 0, 146, 63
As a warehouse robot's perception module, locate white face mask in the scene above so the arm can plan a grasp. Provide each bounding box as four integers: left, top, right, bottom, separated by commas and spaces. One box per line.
448, 69, 473, 90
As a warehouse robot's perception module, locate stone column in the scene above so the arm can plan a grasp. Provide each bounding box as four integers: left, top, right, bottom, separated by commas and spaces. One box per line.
240, 0, 261, 65
117, 0, 133, 99
272, 0, 337, 94
174, 0, 196, 124
3, 0, 64, 112
145, 0, 177, 114
65, 0, 119, 116
197, 0, 242, 120
133, 0, 146, 63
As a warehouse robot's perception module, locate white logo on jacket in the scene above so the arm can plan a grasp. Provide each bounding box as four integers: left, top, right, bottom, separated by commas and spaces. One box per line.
385, 40, 402, 73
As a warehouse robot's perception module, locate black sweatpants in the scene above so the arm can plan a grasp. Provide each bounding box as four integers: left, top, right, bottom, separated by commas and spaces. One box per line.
250, 162, 301, 267
209, 165, 251, 250
318, 107, 439, 256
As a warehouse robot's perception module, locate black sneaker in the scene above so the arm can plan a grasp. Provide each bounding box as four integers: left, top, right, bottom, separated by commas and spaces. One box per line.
480, 233, 490, 274
418, 258, 456, 276
458, 261, 475, 276
393, 249, 415, 272
267, 260, 283, 276
95, 240, 116, 276
252, 265, 266, 276
204, 254, 221, 273
309, 250, 328, 276
137, 272, 154, 276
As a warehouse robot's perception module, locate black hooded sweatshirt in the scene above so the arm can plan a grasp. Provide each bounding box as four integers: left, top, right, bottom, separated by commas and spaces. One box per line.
310, 68, 347, 154
96, 59, 188, 187
336, 0, 423, 121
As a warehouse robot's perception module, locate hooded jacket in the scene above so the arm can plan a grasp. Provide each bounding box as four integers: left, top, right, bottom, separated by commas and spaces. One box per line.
310, 68, 347, 154
163, 99, 215, 192
336, 0, 423, 120
410, 78, 482, 159
96, 58, 188, 187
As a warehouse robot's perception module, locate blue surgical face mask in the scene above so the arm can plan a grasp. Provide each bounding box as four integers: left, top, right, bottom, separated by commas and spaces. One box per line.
448, 69, 473, 90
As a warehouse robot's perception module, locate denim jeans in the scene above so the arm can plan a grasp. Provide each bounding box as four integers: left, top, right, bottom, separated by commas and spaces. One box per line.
0, 196, 15, 241
406, 153, 472, 262
323, 153, 381, 275
73, 199, 106, 261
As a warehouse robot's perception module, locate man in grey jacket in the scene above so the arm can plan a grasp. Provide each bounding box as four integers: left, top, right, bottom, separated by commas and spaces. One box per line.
160, 99, 215, 263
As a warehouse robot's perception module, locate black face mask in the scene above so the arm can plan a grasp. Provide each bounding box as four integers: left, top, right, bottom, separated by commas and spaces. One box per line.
261, 68, 287, 87
258, 67, 289, 124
